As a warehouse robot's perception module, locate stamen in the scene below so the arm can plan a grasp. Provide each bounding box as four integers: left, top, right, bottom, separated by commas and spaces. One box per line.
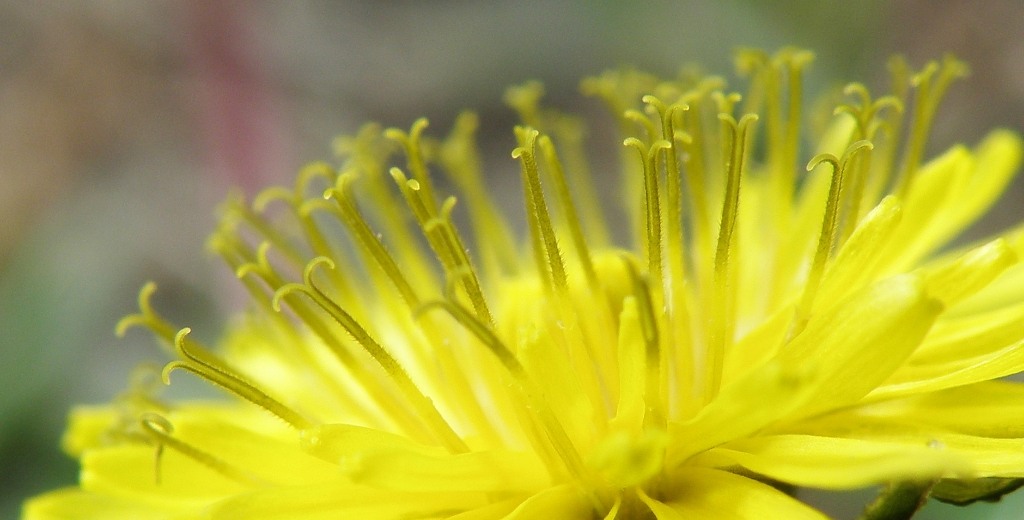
417, 300, 593, 491
791, 140, 874, 338
272, 258, 469, 454
643, 95, 695, 414
438, 112, 519, 280
536, 135, 599, 288
254, 184, 355, 302
518, 129, 613, 424
385, 118, 439, 214
894, 55, 969, 198
547, 114, 612, 248
219, 233, 435, 439
513, 127, 569, 296
642, 96, 691, 298
391, 167, 494, 327
833, 85, 903, 241
623, 137, 672, 289
778, 50, 815, 209
322, 176, 420, 308
504, 81, 546, 129
677, 82, 722, 294
705, 113, 758, 403
115, 282, 177, 355
221, 195, 306, 269
620, 257, 664, 429
161, 328, 312, 430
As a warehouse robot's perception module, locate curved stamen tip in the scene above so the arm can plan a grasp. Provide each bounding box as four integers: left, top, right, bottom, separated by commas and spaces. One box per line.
410, 117, 430, 138
160, 360, 185, 386
252, 186, 295, 214
271, 283, 314, 312
296, 161, 335, 193
512, 126, 540, 152
649, 139, 672, 160
115, 282, 159, 337
641, 94, 666, 113
736, 113, 759, 129
138, 281, 158, 314
173, 327, 193, 355
807, 152, 840, 173
440, 196, 458, 217
234, 242, 274, 281
303, 256, 336, 286
234, 262, 261, 281
842, 140, 874, 163
298, 198, 332, 219
843, 82, 871, 105
115, 314, 148, 338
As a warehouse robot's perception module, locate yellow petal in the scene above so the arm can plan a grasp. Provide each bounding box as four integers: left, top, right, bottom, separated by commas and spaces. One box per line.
652, 467, 828, 519
779, 274, 941, 416
61, 406, 119, 457
882, 145, 972, 271
667, 357, 818, 466
501, 485, 592, 520
913, 300, 1024, 364
22, 488, 186, 520
789, 413, 1024, 478
81, 445, 244, 507
916, 238, 1017, 306
611, 296, 645, 432
870, 338, 1024, 400
691, 434, 968, 489
445, 499, 522, 520
890, 130, 1023, 271
722, 302, 794, 384
938, 130, 1024, 250
208, 484, 489, 520
169, 412, 341, 487
302, 423, 547, 492
862, 380, 1024, 438
946, 226, 1024, 317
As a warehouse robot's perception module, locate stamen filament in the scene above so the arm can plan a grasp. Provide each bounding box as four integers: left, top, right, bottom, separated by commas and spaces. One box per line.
439, 112, 520, 280
792, 140, 874, 338
706, 113, 757, 403
537, 134, 598, 288
324, 176, 420, 307
391, 167, 495, 326
162, 328, 312, 430
513, 127, 569, 295
385, 119, 439, 215
894, 56, 969, 198
621, 257, 664, 429
273, 258, 469, 453
418, 300, 594, 491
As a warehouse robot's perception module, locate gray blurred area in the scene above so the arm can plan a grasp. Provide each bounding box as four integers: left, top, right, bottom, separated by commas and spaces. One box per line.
2, 1, 1023, 518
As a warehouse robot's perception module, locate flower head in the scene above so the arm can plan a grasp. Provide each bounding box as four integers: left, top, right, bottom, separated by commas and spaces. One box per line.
25, 48, 1024, 519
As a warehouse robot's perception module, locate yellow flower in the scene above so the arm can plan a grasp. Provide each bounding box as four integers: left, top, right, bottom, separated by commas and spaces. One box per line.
24, 48, 1024, 519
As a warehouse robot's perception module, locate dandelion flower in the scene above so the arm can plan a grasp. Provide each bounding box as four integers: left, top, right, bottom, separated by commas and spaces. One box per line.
24, 48, 1024, 519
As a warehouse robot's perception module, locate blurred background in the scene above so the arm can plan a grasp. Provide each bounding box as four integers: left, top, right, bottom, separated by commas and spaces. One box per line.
2, 1, 1022, 518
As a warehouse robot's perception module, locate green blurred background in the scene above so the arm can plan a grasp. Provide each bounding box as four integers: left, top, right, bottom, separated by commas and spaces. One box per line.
2, 1, 1023, 518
